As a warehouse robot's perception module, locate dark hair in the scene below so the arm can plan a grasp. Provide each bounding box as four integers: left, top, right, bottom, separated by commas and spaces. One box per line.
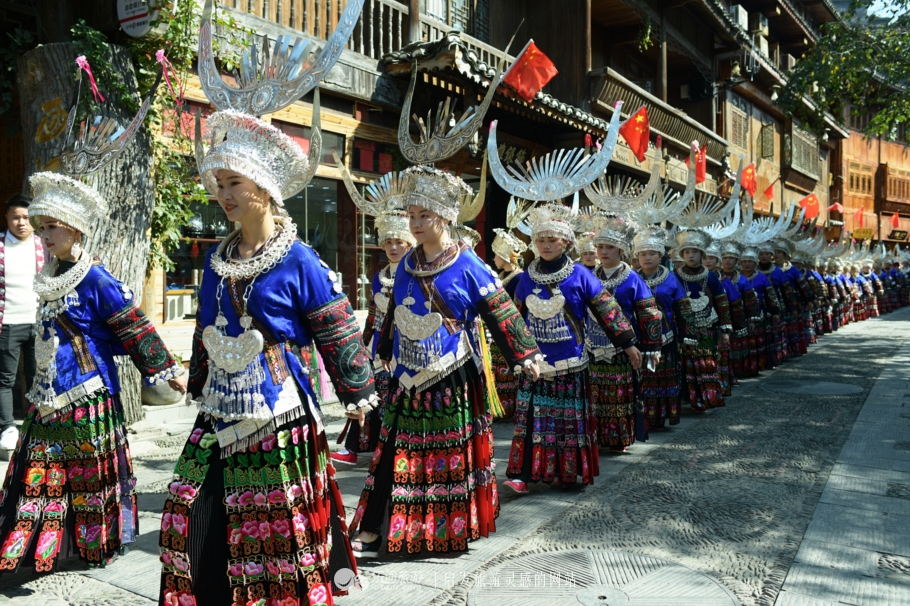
5, 194, 31, 213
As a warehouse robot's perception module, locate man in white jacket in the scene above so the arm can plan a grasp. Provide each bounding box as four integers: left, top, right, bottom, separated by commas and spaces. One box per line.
0, 194, 46, 455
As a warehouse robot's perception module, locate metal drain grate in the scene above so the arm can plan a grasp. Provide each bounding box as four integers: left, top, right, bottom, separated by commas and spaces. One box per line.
467, 550, 740, 605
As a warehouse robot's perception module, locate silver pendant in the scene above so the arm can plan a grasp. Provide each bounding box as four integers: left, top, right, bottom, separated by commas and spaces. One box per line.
202, 326, 265, 374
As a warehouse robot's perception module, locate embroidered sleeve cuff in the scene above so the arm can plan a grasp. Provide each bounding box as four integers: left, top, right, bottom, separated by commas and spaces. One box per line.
145, 363, 185, 386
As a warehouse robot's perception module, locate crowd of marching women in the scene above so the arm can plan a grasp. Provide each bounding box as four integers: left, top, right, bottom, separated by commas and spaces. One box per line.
0, 2, 907, 605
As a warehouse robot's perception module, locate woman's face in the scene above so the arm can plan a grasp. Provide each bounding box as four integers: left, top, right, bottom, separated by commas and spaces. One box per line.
721, 256, 738, 272
408, 205, 447, 246
682, 248, 703, 268
535, 236, 568, 262
493, 254, 510, 270
596, 243, 622, 267
638, 250, 662, 273
580, 251, 598, 267
773, 250, 787, 265
37, 218, 80, 260
741, 259, 756, 274
383, 238, 411, 264
214, 170, 271, 225
703, 255, 719, 271
759, 251, 773, 264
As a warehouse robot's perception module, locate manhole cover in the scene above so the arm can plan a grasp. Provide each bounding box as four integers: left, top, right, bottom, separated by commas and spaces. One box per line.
760, 380, 863, 396
467, 550, 740, 605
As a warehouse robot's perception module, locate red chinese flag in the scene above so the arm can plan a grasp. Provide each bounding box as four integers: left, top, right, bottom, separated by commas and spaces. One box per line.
854, 206, 865, 229
684, 144, 708, 184
741, 163, 757, 197
619, 106, 650, 162
502, 40, 559, 103
891, 211, 901, 229
763, 181, 775, 200
827, 202, 844, 213
799, 192, 820, 220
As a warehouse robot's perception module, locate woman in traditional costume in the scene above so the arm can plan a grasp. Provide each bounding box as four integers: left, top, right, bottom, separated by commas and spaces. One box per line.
577, 232, 599, 271
719, 241, 761, 379
586, 216, 662, 450
159, 6, 375, 604
489, 227, 529, 420
347, 165, 542, 556
741, 246, 782, 371
333, 211, 414, 465
704, 241, 736, 394
758, 245, 792, 360
0, 90, 186, 572
634, 225, 696, 429
504, 205, 640, 492
773, 239, 814, 355
674, 230, 731, 411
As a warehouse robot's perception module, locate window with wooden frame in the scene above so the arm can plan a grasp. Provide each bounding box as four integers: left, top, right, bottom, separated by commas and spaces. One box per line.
848, 162, 874, 196
729, 94, 749, 150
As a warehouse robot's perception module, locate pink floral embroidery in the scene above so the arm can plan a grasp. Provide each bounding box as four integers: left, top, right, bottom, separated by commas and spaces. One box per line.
267, 489, 286, 504
261, 433, 277, 452
308, 585, 327, 605
238, 491, 256, 507
241, 521, 260, 540
243, 561, 264, 576
270, 519, 291, 539
300, 552, 317, 567
189, 428, 204, 445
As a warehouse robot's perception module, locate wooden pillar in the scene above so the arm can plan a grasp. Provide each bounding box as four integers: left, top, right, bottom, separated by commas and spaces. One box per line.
658, 11, 668, 103
408, 0, 422, 43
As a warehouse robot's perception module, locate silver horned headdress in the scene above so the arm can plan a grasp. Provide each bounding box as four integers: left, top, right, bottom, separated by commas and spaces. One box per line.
528, 203, 583, 248
196, 0, 362, 205
488, 101, 624, 202
586, 136, 662, 214
30, 64, 162, 234
632, 224, 670, 256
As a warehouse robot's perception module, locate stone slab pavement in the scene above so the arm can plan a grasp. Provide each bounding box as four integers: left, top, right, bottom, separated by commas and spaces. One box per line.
0, 309, 908, 605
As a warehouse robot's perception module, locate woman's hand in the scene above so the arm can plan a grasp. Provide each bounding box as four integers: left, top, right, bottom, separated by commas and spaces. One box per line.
624, 346, 643, 370
381, 359, 392, 373
168, 374, 188, 395
522, 361, 540, 382
345, 407, 367, 426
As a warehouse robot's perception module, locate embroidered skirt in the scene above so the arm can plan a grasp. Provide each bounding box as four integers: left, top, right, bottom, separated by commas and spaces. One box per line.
589, 354, 638, 449
641, 342, 681, 428
507, 370, 599, 487
730, 331, 755, 379
348, 363, 499, 555
343, 371, 390, 454
489, 342, 519, 420
679, 329, 724, 409
0, 387, 137, 573
158, 405, 355, 606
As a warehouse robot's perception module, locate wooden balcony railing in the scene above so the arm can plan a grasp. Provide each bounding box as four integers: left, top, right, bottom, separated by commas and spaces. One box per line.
225, 0, 509, 64
593, 68, 728, 165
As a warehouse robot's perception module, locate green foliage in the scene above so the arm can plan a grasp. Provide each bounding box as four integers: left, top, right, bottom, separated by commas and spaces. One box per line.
778, 1, 910, 138
637, 18, 654, 53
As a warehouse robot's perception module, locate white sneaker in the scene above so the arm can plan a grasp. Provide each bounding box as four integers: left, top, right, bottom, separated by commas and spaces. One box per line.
0, 427, 19, 451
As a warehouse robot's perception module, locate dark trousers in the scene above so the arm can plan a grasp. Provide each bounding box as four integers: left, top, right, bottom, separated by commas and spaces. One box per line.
0, 324, 36, 432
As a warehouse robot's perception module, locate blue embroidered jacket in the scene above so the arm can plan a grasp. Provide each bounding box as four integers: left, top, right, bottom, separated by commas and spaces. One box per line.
587, 264, 663, 357
189, 241, 375, 448
31, 263, 178, 416
377, 243, 539, 391
513, 258, 635, 376
744, 271, 781, 316
638, 267, 696, 346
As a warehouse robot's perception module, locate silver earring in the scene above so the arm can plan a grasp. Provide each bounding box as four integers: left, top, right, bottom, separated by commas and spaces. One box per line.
71, 239, 82, 259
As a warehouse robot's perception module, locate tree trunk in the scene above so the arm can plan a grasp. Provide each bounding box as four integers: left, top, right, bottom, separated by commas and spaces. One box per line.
18, 43, 154, 426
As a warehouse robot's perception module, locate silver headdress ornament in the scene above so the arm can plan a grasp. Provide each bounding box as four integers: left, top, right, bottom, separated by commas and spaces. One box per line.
585, 136, 662, 214
720, 240, 743, 259
675, 229, 712, 255
591, 214, 634, 253
668, 142, 737, 229
740, 245, 760, 262
196, 0, 362, 205
375, 211, 416, 248
452, 224, 482, 249
576, 232, 596, 254
197, 0, 363, 115
632, 224, 670, 255
741, 202, 797, 247
705, 239, 722, 260
488, 101, 624, 202
30, 64, 164, 235
528, 203, 583, 248
334, 149, 413, 217
492, 195, 532, 261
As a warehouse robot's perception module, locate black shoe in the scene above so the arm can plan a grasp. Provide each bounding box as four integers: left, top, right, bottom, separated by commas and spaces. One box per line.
351, 536, 382, 558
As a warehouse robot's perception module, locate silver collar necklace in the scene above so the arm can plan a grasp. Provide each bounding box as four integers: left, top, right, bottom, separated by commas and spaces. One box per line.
34, 253, 93, 302
210, 218, 297, 281
528, 257, 575, 285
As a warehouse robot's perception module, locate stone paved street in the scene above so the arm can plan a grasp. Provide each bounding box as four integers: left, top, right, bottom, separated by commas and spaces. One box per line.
1, 309, 910, 605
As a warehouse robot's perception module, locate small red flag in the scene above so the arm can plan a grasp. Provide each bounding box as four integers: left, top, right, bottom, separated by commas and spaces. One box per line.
763, 182, 775, 200
891, 211, 901, 229
502, 40, 559, 103
854, 206, 865, 229
799, 192, 820, 220
741, 163, 757, 197
827, 202, 844, 213
618, 105, 650, 162
685, 142, 708, 184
